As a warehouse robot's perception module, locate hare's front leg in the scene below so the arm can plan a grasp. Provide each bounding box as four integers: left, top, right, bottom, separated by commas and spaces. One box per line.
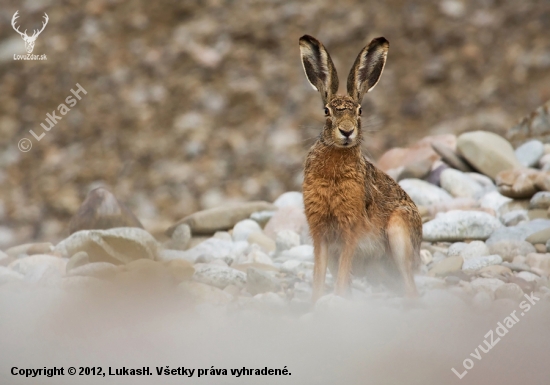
387, 212, 418, 298
334, 236, 359, 297
312, 239, 329, 302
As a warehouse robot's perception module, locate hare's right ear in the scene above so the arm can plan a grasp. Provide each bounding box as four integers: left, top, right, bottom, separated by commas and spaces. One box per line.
299, 35, 339, 105
346, 37, 389, 102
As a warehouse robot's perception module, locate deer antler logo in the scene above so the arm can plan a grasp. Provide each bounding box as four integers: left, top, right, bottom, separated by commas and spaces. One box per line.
11, 10, 49, 54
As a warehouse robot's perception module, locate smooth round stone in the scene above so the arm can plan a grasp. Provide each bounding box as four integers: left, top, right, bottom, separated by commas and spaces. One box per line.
526, 228, 550, 244
515, 140, 545, 167
428, 256, 464, 277
399, 179, 453, 206
273, 192, 304, 209
462, 255, 503, 272
486, 219, 550, 244
440, 169, 484, 199
193, 264, 247, 289
279, 245, 314, 262
170, 223, 191, 250
477, 264, 513, 277
516, 271, 540, 282
501, 210, 529, 226
423, 210, 503, 242
479, 191, 512, 212
275, 230, 301, 253
530, 191, 550, 209
487, 239, 536, 262
447, 242, 467, 257
470, 277, 505, 295
66, 251, 90, 273
232, 219, 262, 242
457, 131, 521, 179
431, 142, 472, 172
247, 232, 276, 253
246, 267, 280, 295
459, 241, 490, 259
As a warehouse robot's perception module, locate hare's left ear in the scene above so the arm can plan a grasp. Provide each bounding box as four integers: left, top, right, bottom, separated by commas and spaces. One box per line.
346, 37, 389, 102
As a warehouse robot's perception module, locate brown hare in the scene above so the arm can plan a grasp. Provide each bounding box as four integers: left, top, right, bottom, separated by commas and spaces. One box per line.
299, 35, 422, 301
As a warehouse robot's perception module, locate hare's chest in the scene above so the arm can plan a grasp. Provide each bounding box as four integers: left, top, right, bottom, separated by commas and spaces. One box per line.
303, 176, 367, 233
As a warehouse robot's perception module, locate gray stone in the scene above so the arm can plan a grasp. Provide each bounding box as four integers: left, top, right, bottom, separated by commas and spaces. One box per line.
457, 131, 522, 179
423, 210, 503, 242
273, 192, 304, 209
54, 227, 159, 264
530, 191, 550, 209
278, 245, 314, 262
280, 260, 314, 275
428, 256, 464, 277
516, 271, 540, 282
232, 219, 262, 242
440, 169, 484, 198
246, 267, 280, 295
166, 201, 276, 236
431, 142, 472, 172
460, 241, 490, 259
158, 238, 247, 264
275, 230, 301, 253
247, 232, 276, 253
447, 242, 467, 257
249, 210, 276, 227
501, 210, 529, 226
486, 219, 550, 245
193, 264, 247, 289
399, 179, 453, 206
479, 191, 512, 212
462, 255, 503, 272
170, 223, 191, 250
515, 140, 545, 168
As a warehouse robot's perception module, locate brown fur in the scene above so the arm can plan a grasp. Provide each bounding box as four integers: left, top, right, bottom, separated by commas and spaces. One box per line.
299, 35, 422, 300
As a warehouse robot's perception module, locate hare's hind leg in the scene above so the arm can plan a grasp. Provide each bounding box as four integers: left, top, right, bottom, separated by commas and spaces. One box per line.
312, 238, 329, 302
387, 212, 418, 298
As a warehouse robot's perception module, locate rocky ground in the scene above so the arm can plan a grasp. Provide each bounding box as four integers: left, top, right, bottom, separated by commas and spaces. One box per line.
1, 0, 550, 246
2, 108, 550, 383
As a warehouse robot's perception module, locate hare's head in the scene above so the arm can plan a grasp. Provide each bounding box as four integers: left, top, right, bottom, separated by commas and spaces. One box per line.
299, 35, 389, 148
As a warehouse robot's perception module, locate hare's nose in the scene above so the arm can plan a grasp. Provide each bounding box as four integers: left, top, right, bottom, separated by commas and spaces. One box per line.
339, 128, 353, 138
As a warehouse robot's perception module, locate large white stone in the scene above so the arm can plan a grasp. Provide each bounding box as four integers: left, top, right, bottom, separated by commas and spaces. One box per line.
423, 210, 503, 242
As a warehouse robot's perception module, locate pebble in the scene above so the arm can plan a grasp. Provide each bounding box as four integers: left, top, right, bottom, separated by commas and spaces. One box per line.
525, 253, 550, 276
247, 231, 276, 253
487, 239, 536, 262
277, 245, 314, 262
515, 140, 545, 167
169, 223, 191, 251
459, 241, 490, 259
447, 242, 467, 257
178, 281, 233, 305
166, 201, 275, 236
526, 228, 550, 244
275, 230, 301, 253
423, 210, 503, 242
428, 256, 464, 277
67, 262, 119, 279
479, 191, 512, 212
232, 219, 262, 242
457, 131, 521, 179
66, 251, 90, 273
8, 255, 67, 277
5, 242, 54, 258
516, 271, 540, 282
264, 205, 309, 243
54, 227, 159, 264
477, 265, 513, 278
193, 264, 247, 289
431, 142, 472, 172
501, 210, 529, 226
398, 179, 453, 206
246, 267, 280, 295
273, 191, 304, 209
496, 168, 540, 198
462, 255, 503, 273
486, 219, 550, 244
440, 169, 484, 199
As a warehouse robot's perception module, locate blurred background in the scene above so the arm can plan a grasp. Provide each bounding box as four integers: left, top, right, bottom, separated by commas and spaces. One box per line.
0, 0, 549, 247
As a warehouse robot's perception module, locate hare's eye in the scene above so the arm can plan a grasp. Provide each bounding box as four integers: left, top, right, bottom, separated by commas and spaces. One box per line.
358, 107, 362, 116
324, 107, 330, 116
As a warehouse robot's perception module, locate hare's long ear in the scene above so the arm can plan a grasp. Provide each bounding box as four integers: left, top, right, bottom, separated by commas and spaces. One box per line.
299, 35, 339, 105
346, 37, 389, 102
